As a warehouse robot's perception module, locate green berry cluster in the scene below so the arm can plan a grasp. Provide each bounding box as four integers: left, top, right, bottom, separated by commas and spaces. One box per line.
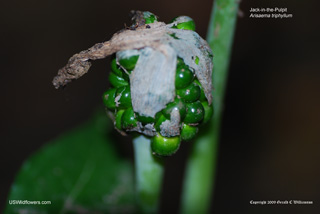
103, 56, 139, 130
152, 59, 213, 155
103, 56, 213, 156
102, 14, 213, 156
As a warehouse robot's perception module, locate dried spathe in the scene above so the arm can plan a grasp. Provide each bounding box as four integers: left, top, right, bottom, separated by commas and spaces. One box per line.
53, 15, 213, 106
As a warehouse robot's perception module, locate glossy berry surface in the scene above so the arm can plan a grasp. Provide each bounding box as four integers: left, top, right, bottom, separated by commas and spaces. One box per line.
111, 58, 124, 77
116, 86, 132, 108
121, 107, 137, 129
181, 124, 198, 141
102, 88, 117, 110
194, 79, 207, 101
136, 113, 155, 124
115, 109, 125, 130
109, 72, 128, 88
177, 82, 201, 103
119, 55, 139, 71
162, 98, 186, 120
184, 101, 205, 124
175, 64, 194, 89
171, 17, 196, 31
176, 21, 196, 31
151, 133, 181, 156
201, 101, 214, 124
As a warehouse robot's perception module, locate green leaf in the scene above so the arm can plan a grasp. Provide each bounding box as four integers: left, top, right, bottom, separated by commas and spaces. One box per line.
5, 110, 136, 214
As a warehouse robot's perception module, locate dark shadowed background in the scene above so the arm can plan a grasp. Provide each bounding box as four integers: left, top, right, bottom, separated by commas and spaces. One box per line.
1, 0, 320, 213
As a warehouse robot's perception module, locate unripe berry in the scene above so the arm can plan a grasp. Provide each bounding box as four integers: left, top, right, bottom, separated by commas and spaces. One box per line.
118, 55, 139, 71
201, 101, 214, 124
109, 72, 128, 88
184, 101, 205, 124
177, 82, 201, 103
121, 107, 137, 129
175, 64, 194, 89
181, 124, 198, 141
116, 86, 132, 108
102, 88, 117, 110
151, 133, 181, 156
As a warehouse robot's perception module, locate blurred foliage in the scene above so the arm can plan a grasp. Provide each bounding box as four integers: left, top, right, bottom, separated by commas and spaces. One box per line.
5, 110, 136, 214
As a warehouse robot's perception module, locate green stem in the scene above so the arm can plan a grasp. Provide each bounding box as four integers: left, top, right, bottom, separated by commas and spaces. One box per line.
180, 0, 239, 213
133, 135, 164, 213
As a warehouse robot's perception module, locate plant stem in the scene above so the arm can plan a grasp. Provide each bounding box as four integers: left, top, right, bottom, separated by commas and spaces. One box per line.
180, 0, 239, 213
133, 135, 164, 213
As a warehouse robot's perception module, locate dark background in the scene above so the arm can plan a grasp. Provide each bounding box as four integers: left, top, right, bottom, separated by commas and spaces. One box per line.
1, 0, 320, 213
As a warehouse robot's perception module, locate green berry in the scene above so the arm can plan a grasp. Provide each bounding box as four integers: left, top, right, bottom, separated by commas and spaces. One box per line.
111, 58, 123, 77
116, 86, 131, 108
194, 79, 206, 101
181, 124, 198, 141
122, 71, 130, 82
154, 112, 168, 131
184, 101, 205, 124
151, 133, 181, 156
201, 101, 213, 124
121, 107, 137, 129
171, 17, 196, 31
116, 86, 132, 108
109, 72, 128, 88
162, 98, 186, 120
175, 65, 194, 89
115, 109, 125, 130
119, 55, 139, 71
143, 12, 157, 24
136, 113, 155, 124
111, 57, 130, 81
102, 88, 117, 110
176, 20, 195, 31
177, 82, 201, 103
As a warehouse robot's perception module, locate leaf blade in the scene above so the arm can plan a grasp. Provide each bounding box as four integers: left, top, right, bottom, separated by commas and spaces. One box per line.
5, 111, 136, 214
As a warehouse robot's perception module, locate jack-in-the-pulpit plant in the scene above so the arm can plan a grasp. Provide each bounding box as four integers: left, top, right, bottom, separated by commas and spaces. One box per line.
53, 11, 214, 156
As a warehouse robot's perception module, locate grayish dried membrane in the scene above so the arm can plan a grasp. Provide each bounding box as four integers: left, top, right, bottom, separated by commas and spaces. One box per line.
165, 28, 213, 104
127, 47, 176, 118
129, 122, 156, 137
159, 108, 181, 137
